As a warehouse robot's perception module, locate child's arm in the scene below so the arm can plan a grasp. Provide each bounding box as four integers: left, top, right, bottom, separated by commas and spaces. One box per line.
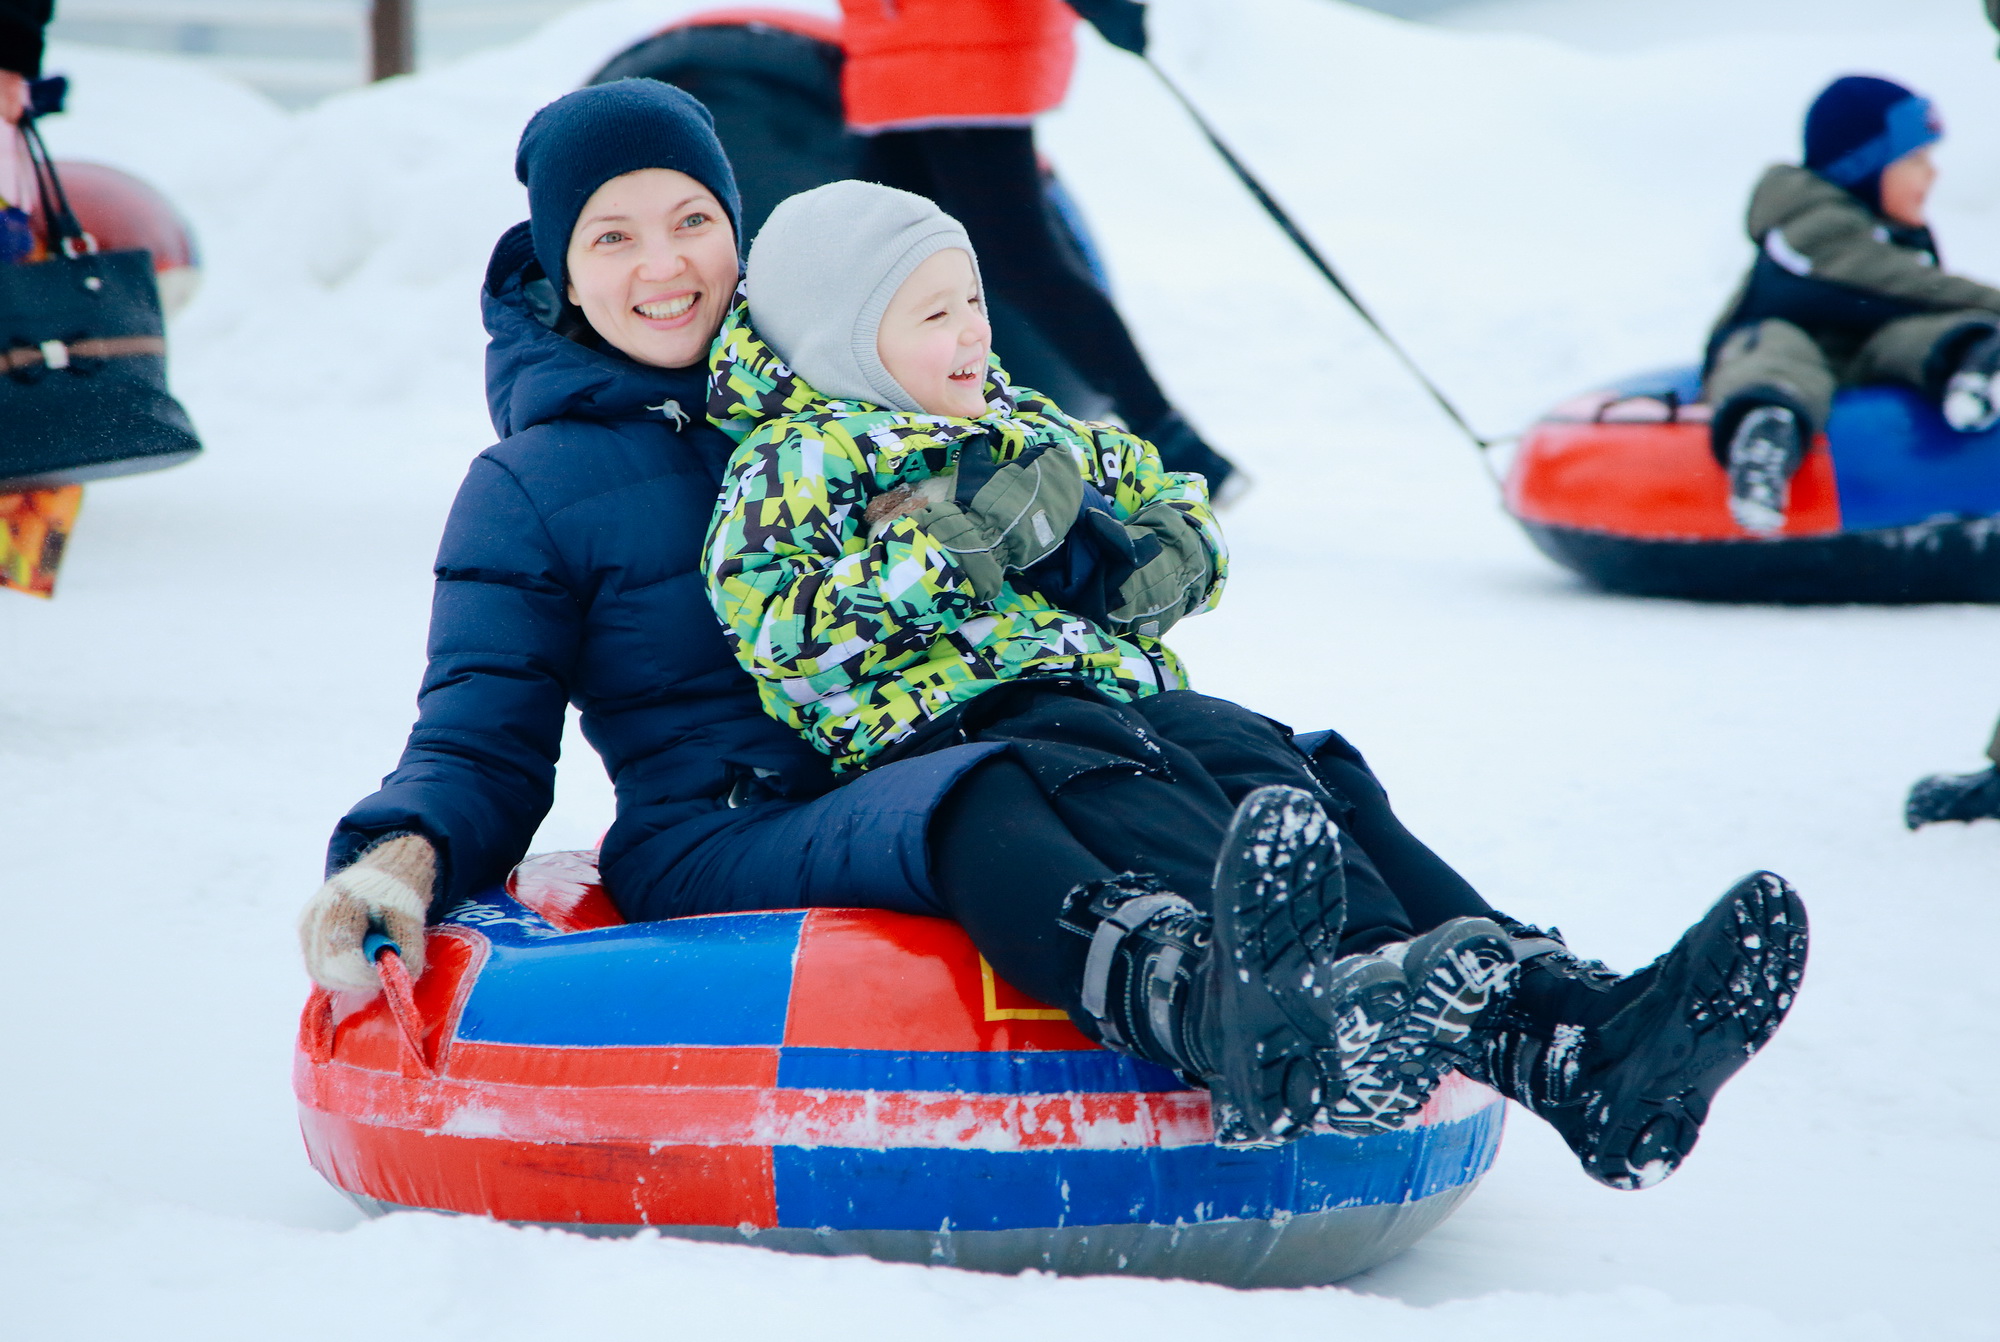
1780, 205, 2000, 314
703, 419, 990, 706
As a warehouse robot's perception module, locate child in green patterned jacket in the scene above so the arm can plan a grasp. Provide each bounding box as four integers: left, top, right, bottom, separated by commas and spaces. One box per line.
703, 179, 1226, 774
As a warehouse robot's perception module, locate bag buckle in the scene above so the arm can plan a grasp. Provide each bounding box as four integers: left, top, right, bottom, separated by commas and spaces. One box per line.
59, 232, 100, 260
39, 340, 70, 371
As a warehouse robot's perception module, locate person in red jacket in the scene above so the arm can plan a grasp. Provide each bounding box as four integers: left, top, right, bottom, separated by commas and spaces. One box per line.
841, 0, 1239, 496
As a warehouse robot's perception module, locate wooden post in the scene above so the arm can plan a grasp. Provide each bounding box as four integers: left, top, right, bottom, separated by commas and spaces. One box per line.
370, 0, 415, 81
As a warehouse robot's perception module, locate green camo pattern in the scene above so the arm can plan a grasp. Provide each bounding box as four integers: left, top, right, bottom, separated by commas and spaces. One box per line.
702, 300, 1227, 773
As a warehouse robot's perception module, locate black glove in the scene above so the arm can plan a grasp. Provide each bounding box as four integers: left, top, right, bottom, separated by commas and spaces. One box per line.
1069, 0, 1147, 55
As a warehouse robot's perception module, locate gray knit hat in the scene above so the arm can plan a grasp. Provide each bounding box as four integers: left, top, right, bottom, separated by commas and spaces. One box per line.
745, 180, 981, 412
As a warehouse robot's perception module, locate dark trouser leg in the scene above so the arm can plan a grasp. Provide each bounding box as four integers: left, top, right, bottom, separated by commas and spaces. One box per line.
862, 126, 1174, 433
929, 754, 1107, 1015
928, 688, 1496, 1007
956, 688, 1237, 904
927, 686, 1278, 1018
1305, 744, 1495, 932
1135, 694, 1491, 952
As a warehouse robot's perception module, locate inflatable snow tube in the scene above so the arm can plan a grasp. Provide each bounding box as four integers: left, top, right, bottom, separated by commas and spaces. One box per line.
1506, 365, 2000, 602
52, 161, 202, 317
296, 851, 1504, 1287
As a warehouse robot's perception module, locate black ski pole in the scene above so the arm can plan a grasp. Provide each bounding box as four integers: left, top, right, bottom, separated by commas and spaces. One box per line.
1144, 58, 1500, 455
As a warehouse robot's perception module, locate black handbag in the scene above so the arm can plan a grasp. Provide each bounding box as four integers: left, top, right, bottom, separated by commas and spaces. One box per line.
1, 117, 201, 492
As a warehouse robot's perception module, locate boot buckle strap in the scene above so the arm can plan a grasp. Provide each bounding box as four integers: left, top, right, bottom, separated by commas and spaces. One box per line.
1079, 892, 1195, 1040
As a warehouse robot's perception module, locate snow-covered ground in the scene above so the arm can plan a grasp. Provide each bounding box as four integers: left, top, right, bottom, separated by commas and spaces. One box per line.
6, 1, 1998, 1336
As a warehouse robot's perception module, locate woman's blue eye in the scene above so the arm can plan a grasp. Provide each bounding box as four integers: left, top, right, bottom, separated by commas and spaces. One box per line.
681, 212, 710, 229
595, 231, 627, 246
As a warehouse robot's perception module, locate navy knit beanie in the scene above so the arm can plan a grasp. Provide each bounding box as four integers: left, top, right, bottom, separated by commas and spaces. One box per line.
514, 79, 743, 290
1803, 75, 1941, 213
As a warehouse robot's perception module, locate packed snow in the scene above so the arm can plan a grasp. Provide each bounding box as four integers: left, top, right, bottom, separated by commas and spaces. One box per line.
6, 0, 1998, 1337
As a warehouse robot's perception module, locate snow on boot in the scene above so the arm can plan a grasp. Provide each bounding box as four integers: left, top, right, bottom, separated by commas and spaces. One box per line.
1468, 872, 1808, 1191
1941, 331, 2000, 433
1320, 917, 1516, 1134
1207, 784, 1353, 1146
1726, 405, 1804, 535
1306, 952, 1413, 1132
1905, 764, 2000, 828
1061, 786, 1348, 1147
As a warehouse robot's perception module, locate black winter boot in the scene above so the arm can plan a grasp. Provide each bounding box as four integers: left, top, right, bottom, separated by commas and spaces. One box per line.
1905, 764, 2000, 828
1207, 785, 1354, 1144
1062, 872, 1221, 1076
1061, 785, 1353, 1147
1942, 330, 2000, 433
1468, 872, 1808, 1190
1725, 404, 1804, 535
1320, 917, 1517, 1134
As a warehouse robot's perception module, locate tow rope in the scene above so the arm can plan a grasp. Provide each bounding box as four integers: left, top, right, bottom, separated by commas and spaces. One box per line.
1144, 59, 1505, 458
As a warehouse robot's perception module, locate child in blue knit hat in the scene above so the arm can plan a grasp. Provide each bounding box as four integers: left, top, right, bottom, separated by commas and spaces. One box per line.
1704, 74, 2000, 533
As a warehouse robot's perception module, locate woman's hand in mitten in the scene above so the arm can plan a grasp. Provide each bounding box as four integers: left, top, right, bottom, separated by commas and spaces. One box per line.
298, 834, 438, 991
1106, 502, 1213, 637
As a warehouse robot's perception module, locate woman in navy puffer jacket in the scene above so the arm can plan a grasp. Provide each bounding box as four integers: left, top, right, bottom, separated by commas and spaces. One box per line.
298, 81, 1005, 993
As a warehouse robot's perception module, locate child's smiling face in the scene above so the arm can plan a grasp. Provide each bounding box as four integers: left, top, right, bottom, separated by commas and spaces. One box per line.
876, 248, 992, 417
1879, 145, 1937, 228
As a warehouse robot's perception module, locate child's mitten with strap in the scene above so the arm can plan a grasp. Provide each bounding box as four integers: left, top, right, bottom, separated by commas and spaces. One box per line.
1105, 502, 1213, 637
914, 437, 1085, 600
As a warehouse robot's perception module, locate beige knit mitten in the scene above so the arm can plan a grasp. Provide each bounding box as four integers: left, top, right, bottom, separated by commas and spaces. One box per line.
298, 834, 438, 991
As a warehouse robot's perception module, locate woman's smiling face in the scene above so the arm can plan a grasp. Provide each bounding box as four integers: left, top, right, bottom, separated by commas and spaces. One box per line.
876, 248, 991, 417
564, 168, 737, 369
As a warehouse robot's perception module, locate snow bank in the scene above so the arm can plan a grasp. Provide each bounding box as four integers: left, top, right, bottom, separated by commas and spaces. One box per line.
5, 1, 1997, 1338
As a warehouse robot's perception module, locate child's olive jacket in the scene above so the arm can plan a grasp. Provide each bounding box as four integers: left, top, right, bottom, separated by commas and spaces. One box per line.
702, 302, 1226, 773
1709, 164, 2000, 366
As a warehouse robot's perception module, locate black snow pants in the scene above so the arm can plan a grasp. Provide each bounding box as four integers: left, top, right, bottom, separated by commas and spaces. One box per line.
897, 681, 1496, 1018
862, 127, 1216, 473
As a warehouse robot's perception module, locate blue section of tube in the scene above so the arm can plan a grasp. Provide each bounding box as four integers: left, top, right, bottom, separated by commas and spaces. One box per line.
770, 1104, 1505, 1231
449, 898, 805, 1047
776, 1046, 1188, 1095
1826, 385, 2000, 530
